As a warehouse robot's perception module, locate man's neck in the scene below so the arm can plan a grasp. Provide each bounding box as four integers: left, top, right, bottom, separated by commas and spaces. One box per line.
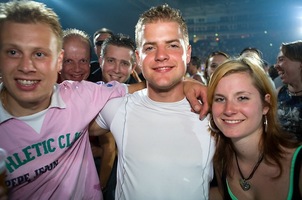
1, 87, 52, 117
147, 83, 185, 102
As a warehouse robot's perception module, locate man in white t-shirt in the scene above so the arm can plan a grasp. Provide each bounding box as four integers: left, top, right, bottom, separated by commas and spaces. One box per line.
0, 1, 211, 199
90, 4, 215, 200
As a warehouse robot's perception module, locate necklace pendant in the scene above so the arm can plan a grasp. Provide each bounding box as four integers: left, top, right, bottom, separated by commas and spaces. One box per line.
239, 179, 251, 191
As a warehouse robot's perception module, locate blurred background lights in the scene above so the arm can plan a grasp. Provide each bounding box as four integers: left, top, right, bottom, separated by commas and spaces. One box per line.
12, 0, 301, 65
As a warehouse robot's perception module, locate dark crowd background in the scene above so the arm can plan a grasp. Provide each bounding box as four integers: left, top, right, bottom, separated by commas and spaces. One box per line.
1, 0, 301, 65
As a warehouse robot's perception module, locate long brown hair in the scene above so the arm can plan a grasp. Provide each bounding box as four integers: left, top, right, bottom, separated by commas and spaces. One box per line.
207, 56, 300, 178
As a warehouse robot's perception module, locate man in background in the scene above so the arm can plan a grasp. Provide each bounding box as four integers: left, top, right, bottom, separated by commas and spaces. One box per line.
58, 28, 91, 83
88, 28, 113, 82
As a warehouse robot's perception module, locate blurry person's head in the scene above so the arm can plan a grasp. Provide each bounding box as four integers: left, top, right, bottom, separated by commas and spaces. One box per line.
187, 56, 201, 76
204, 51, 229, 82
240, 47, 263, 60
60, 28, 91, 82
275, 40, 302, 85
93, 28, 113, 58
99, 33, 136, 83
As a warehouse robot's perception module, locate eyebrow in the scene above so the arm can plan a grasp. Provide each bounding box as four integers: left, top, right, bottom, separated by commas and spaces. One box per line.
105, 56, 130, 63
214, 91, 252, 96
143, 39, 181, 46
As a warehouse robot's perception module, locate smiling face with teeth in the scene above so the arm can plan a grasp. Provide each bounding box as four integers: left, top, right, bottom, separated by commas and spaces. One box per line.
0, 22, 63, 116
211, 72, 269, 140
135, 21, 191, 102
275, 50, 302, 86
100, 45, 135, 83
60, 35, 91, 82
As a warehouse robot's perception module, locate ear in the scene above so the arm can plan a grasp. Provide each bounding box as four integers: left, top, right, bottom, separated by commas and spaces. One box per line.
135, 49, 141, 67
262, 94, 271, 115
57, 49, 64, 72
186, 45, 192, 64
94, 46, 98, 56
131, 63, 137, 73
98, 56, 104, 69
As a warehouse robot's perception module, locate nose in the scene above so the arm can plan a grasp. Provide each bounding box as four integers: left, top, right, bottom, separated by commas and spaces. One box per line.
112, 62, 120, 73
17, 55, 36, 73
274, 63, 281, 71
223, 100, 237, 116
155, 46, 169, 62
74, 63, 82, 72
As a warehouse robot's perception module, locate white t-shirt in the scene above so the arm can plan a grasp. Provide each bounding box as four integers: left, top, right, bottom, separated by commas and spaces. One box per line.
96, 88, 215, 200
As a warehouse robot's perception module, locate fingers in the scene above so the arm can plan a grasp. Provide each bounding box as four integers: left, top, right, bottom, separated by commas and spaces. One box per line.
185, 84, 209, 120
198, 90, 209, 120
